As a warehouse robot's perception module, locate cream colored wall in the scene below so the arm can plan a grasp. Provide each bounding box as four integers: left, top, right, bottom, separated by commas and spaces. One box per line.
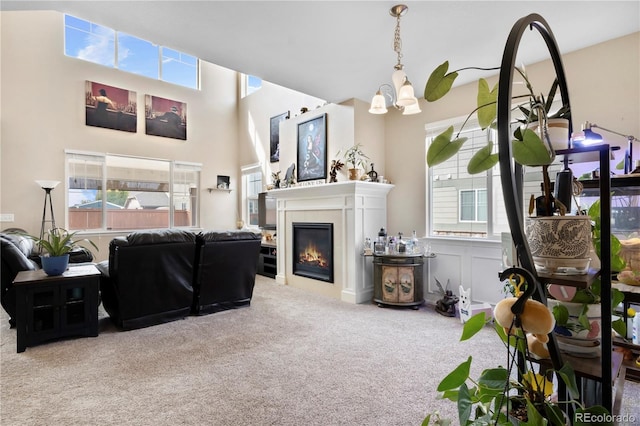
384, 32, 640, 238
237, 80, 326, 185
0, 11, 239, 261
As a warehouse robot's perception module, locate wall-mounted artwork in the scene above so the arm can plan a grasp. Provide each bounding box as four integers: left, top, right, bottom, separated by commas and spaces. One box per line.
297, 113, 327, 182
145, 95, 187, 140
85, 81, 137, 132
270, 111, 289, 163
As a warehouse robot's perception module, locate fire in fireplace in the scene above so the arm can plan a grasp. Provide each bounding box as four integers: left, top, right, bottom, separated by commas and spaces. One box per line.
292, 222, 334, 283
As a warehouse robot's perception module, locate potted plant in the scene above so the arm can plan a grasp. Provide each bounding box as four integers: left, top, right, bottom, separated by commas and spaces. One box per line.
548, 199, 627, 345
424, 312, 611, 425
24, 228, 98, 276
339, 143, 369, 180
424, 61, 570, 216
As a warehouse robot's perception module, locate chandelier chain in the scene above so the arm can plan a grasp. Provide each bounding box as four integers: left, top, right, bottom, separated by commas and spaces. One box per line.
394, 14, 403, 69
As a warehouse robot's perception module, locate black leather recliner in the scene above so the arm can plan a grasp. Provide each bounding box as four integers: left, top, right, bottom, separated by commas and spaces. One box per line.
97, 229, 197, 330
1, 233, 38, 327
192, 231, 261, 315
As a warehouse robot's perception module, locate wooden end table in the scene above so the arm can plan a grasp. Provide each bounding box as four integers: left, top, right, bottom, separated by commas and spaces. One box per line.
13, 264, 101, 353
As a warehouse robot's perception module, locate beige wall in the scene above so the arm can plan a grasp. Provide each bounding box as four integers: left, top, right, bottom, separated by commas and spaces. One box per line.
2, 9, 638, 264
381, 31, 639, 237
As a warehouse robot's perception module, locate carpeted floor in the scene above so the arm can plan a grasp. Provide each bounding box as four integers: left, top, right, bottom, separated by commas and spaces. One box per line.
1, 275, 638, 425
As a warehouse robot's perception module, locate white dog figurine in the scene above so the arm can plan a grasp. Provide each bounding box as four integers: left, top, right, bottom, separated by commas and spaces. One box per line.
457, 286, 493, 324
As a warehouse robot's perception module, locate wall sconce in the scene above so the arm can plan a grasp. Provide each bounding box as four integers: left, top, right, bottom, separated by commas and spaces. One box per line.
369, 4, 421, 116
572, 121, 639, 173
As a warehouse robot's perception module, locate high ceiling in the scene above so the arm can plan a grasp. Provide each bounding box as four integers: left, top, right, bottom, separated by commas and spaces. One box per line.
3, 1, 639, 103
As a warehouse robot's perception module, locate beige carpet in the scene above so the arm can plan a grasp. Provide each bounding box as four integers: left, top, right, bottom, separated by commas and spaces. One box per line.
1, 275, 638, 425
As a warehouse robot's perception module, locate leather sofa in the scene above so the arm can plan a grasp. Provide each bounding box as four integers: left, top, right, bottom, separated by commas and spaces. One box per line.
1, 232, 38, 327
97, 229, 261, 331
97, 229, 197, 331
193, 231, 262, 315
1, 230, 93, 327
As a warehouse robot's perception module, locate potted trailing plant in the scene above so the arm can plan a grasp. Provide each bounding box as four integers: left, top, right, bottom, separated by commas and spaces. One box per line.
339, 143, 369, 180
424, 61, 570, 216
24, 228, 98, 276
424, 312, 611, 425
548, 199, 627, 344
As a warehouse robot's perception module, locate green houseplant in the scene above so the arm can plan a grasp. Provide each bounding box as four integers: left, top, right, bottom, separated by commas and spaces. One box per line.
424, 61, 570, 216
423, 312, 611, 425
549, 199, 627, 340
339, 143, 369, 180
24, 228, 98, 276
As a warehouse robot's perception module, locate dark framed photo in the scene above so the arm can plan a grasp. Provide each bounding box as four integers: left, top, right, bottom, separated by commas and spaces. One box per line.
270, 111, 289, 163
145, 95, 187, 140
297, 113, 327, 182
85, 81, 137, 132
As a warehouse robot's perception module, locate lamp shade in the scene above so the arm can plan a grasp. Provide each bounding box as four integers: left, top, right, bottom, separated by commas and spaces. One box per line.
35, 180, 60, 190
369, 92, 388, 114
572, 128, 603, 146
402, 97, 421, 115
396, 80, 416, 107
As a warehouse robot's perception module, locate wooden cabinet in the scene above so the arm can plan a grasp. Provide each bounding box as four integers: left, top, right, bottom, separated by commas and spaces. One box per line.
257, 243, 277, 278
13, 265, 100, 353
372, 254, 424, 308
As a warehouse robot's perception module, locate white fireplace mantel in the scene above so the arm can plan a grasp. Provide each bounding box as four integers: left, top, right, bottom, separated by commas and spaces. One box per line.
268, 181, 393, 304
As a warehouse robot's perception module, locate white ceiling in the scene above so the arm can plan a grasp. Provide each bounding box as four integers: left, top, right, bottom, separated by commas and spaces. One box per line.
3, 1, 639, 104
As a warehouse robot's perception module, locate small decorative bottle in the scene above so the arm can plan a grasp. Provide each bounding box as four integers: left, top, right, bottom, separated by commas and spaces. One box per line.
411, 230, 420, 254
397, 232, 406, 253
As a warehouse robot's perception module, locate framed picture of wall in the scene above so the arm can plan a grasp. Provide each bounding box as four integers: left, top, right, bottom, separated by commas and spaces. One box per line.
297, 113, 327, 182
145, 95, 187, 140
85, 81, 137, 132
270, 111, 289, 163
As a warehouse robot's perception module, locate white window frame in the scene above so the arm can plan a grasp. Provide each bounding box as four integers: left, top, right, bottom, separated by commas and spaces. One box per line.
241, 163, 263, 229
65, 150, 201, 232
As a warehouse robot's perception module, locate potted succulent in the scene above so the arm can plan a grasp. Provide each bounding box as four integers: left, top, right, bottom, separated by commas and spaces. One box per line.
339, 143, 369, 180
25, 228, 98, 276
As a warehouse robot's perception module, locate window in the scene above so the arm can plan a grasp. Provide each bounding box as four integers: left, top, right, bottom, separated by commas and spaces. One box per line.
427, 120, 564, 239
64, 15, 199, 89
460, 189, 487, 222
428, 124, 500, 238
241, 164, 263, 227
66, 151, 201, 231
242, 74, 262, 97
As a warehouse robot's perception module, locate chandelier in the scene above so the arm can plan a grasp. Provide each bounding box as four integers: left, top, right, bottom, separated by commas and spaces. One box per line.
369, 4, 421, 115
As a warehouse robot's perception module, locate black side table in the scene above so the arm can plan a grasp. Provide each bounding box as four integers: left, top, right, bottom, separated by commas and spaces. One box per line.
13, 264, 100, 353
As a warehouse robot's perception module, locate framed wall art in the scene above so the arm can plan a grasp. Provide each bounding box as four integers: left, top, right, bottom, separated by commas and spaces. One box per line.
270, 111, 289, 163
145, 95, 187, 140
297, 113, 327, 182
85, 81, 137, 132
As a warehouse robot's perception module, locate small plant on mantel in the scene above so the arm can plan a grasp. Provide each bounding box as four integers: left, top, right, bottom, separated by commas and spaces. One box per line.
338, 144, 369, 180
424, 61, 570, 216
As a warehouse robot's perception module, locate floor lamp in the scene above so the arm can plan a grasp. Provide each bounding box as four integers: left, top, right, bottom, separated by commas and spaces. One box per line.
35, 180, 60, 251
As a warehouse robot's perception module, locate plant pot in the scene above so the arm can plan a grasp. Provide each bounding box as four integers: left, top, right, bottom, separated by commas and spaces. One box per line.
525, 215, 592, 273
527, 118, 570, 152
348, 168, 360, 180
548, 299, 601, 341
40, 254, 70, 276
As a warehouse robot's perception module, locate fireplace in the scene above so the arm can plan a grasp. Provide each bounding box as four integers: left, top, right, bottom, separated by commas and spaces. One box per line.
292, 222, 334, 283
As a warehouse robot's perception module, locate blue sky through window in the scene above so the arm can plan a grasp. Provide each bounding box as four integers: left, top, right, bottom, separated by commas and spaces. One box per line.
64, 15, 198, 89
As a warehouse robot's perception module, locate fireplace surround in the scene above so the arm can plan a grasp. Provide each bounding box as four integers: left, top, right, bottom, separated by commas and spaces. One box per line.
268, 181, 393, 303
